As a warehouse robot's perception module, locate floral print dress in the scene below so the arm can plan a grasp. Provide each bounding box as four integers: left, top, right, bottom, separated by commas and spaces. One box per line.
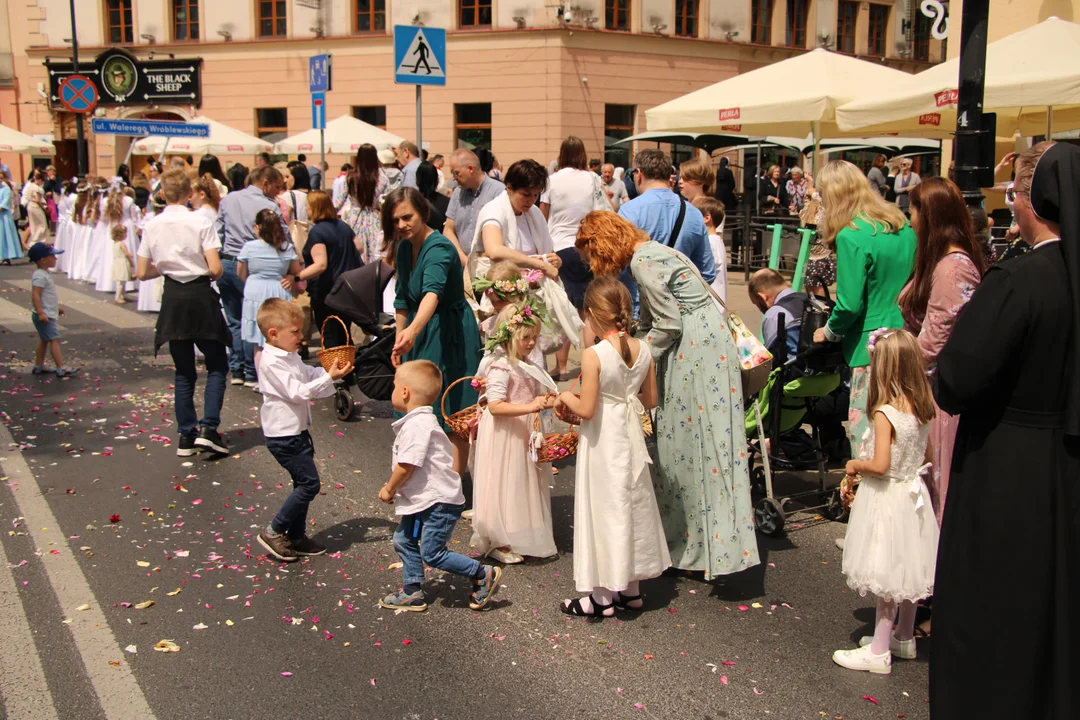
340, 170, 389, 264
900, 252, 981, 524
632, 242, 760, 579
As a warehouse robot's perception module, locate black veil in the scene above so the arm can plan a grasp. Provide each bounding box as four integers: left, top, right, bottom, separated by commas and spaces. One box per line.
1030, 142, 1080, 435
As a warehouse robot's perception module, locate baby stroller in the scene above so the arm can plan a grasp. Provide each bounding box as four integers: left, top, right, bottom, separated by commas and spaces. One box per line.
323, 261, 398, 420
745, 294, 850, 536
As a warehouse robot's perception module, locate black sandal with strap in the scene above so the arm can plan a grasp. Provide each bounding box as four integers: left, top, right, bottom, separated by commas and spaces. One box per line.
612, 592, 644, 611
560, 595, 614, 618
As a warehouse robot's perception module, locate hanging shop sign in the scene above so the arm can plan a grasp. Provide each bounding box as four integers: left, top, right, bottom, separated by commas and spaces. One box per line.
46, 48, 202, 109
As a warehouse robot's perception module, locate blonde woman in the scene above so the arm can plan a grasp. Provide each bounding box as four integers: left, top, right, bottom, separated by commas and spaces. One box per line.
677, 156, 715, 202
811, 160, 916, 475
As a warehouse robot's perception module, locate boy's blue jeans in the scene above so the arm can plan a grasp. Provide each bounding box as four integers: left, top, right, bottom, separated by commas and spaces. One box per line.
267, 431, 320, 537
392, 502, 480, 587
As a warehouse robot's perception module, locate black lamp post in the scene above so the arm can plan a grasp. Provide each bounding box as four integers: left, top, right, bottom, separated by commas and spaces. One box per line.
68, 0, 88, 177
952, 0, 993, 207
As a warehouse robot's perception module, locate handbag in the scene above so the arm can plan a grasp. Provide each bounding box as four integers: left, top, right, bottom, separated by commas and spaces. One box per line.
670, 252, 773, 397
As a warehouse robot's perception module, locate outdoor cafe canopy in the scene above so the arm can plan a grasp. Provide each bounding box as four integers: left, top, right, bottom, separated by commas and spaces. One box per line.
837, 16, 1080, 137
0, 124, 54, 157
644, 48, 916, 139
274, 115, 406, 155
131, 118, 273, 156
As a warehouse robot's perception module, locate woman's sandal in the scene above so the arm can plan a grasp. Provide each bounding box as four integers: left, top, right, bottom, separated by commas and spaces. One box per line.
560, 595, 614, 618
612, 592, 644, 611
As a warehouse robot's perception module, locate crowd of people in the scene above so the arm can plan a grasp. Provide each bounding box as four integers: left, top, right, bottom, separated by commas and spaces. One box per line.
7, 132, 1077, 719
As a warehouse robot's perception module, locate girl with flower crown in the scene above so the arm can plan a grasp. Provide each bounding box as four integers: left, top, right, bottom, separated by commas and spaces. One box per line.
471, 302, 558, 565
832, 328, 939, 676
474, 260, 547, 374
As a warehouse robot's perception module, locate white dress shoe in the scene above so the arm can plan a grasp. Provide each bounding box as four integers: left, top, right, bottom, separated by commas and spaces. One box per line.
859, 634, 917, 660
487, 548, 524, 564
832, 644, 892, 674
835, 537, 846, 550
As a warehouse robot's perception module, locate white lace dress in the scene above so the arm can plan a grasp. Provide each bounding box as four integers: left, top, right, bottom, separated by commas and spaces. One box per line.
842, 404, 939, 603
573, 341, 670, 592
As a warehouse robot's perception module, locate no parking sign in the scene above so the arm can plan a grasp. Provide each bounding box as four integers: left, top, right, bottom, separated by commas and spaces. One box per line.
58, 75, 99, 114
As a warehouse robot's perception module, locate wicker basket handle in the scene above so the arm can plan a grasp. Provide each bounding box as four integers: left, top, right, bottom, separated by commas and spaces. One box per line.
441, 375, 476, 423
319, 315, 349, 352
536, 403, 574, 431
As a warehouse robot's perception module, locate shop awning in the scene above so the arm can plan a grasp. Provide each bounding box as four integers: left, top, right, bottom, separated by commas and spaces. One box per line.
131, 118, 273, 156
0, 124, 54, 156
274, 115, 406, 155
837, 17, 1080, 136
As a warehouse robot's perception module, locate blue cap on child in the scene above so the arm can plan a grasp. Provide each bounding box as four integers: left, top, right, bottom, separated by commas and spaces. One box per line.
27, 243, 64, 263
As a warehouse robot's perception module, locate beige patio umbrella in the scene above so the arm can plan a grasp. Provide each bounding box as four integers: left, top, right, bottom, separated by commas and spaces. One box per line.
131, 118, 273, 156
274, 115, 406, 155
645, 48, 917, 140
0, 124, 54, 157
837, 16, 1080, 137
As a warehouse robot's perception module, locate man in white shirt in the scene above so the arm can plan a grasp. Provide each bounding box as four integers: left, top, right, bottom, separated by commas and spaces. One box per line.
398, 141, 422, 189
601, 163, 628, 212
254, 299, 352, 562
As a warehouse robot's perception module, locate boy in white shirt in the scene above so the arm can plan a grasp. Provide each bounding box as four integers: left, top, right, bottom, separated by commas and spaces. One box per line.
255, 298, 352, 562
378, 360, 503, 612
692, 196, 729, 303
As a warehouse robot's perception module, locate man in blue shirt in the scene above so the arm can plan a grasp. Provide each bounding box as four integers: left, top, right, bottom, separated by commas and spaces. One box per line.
398, 141, 421, 189
618, 149, 716, 312
215, 165, 287, 386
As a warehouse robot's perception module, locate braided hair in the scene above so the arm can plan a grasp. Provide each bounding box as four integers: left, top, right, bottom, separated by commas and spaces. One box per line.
583, 275, 634, 366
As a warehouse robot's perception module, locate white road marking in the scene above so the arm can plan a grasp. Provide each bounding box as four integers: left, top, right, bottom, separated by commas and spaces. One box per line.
0, 502, 60, 719
0, 424, 157, 719
0, 295, 67, 334
6, 279, 155, 329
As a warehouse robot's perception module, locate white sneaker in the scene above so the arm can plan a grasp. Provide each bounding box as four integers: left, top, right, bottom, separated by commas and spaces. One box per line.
230, 377, 244, 386
487, 548, 524, 564
461, 509, 474, 520
243, 380, 259, 389
835, 537, 846, 550
859, 635, 917, 660
832, 644, 892, 674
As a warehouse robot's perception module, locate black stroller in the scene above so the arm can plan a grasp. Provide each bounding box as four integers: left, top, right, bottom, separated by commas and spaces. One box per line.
323, 261, 398, 420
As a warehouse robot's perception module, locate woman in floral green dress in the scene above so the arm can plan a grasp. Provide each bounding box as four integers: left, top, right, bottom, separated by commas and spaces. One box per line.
575, 211, 759, 579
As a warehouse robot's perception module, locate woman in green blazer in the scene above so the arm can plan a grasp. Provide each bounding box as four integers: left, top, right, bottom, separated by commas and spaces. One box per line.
812, 160, 915, 460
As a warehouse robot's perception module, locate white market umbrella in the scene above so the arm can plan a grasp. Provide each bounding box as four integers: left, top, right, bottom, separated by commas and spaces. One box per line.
274, 115, 405, 155
0, 124, 54, 156
645, 49, 916, 139
837, 17, 1080, 137
131, 118, 273, 156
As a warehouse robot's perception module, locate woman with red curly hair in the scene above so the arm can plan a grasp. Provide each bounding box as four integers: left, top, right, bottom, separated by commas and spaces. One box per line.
575, 211, 759, 580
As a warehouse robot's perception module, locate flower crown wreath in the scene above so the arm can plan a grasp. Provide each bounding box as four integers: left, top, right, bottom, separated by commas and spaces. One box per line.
483, 302, 546, 352
866, 327, 897, 354
472, 269, 545, 301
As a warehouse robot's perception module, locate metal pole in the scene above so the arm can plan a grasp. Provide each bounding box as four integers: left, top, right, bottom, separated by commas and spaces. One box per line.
68, 0, 87, 177
1047, 105, 1054, 139
319, 128, 326, 191
755, 141, 762, 216
415, 85, 422, 159
953, 0, 990, 207
812, 121, 820, 177
157, 137, 171, 166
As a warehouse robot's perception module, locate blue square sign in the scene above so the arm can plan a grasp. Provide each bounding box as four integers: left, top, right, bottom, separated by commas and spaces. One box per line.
309, 54, 331, 94
394, 26, 446, 86
311, 92, 326, 130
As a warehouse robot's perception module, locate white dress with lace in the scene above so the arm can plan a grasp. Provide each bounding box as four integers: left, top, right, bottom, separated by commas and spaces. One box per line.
842, 404, 939, 603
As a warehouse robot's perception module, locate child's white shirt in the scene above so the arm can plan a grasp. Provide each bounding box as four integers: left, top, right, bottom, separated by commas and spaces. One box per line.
707, 232, 728, 303
390, 407, 466, 515
257, 343, 336, 437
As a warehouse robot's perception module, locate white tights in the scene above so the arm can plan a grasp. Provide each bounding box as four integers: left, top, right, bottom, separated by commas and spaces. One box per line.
871, 596, 918, 654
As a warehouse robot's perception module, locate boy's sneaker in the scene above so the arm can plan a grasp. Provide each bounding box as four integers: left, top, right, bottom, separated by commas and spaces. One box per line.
176, 433, 200, 457
289, 535, 326, 556
469, 565, 503, 611
379, 588, 428, 612
230, 377, 245, 386
194, 427, 228, 455
243, 380, 259, 389
55, 366, 80, 378
31, 365, 54, 375
257, 531, 299, 562
859, 634, 917, 660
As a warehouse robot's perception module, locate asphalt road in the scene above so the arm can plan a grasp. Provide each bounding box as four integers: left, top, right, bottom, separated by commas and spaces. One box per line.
0, 262, 931, 720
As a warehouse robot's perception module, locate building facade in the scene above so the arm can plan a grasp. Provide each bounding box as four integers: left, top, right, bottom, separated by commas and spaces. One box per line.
1, 0, 948, 179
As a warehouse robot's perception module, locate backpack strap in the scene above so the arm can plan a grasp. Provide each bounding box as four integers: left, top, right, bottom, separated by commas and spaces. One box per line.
667, 195, 687, 248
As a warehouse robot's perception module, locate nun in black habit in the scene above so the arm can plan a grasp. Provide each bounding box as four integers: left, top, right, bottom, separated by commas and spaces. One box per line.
930, 141, 1080, 719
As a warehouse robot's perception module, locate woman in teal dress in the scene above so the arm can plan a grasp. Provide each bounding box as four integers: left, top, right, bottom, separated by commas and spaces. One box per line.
385, 187, 482, 475
0, 171, 23, 263
575, 211, 759, 580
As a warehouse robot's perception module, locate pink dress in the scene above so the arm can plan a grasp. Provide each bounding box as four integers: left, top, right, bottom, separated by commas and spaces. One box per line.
471, 357, 557, 558
900, 252, 981, 525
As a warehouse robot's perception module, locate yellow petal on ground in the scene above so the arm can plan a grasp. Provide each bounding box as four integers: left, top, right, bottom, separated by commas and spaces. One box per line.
166, 589, 181, 597
75, 604, 91, 611
137, 561, 150, 567
225, 619, 234, 626
134, 600, 155, 610
153, 640, 180, 653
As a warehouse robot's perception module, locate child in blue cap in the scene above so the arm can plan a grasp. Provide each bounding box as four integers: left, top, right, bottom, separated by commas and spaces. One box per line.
28, 242, 78, 377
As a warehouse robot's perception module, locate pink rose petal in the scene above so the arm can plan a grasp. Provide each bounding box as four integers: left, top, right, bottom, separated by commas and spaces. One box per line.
863, 695, 879, 705
720, 675, 729, 685
280, 672, 293, 677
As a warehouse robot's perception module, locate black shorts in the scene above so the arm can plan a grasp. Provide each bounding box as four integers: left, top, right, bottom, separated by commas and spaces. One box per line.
556, 247, 593, 310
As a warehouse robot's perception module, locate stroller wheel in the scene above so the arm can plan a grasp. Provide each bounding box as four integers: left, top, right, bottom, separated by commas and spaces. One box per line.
823, 486, 849, 522
754, 497, 786, 537
334, 387, 354, 421
749, 465, 767, 495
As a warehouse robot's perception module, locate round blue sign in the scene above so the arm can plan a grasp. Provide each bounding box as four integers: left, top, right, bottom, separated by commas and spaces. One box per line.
59, 75, 98, 114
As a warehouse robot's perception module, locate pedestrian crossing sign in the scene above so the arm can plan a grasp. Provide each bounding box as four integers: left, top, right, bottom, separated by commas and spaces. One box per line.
394, 25, 446, 86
